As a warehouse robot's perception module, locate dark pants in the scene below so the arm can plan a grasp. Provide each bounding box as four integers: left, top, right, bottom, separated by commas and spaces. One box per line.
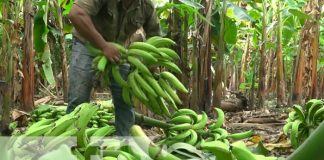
66, 39, 134, 136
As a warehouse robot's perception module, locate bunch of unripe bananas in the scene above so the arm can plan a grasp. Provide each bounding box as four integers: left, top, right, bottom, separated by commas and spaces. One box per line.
28, 103, 114, 129
8, 103, 116, 160
87, 36, 188, 117
28, 105, 67, 123
157, 108, 254, 148
283, 99, 324, 148
156, 108, 276, 160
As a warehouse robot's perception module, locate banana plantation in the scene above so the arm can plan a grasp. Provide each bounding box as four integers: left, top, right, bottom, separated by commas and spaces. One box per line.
0, 0, 323, 159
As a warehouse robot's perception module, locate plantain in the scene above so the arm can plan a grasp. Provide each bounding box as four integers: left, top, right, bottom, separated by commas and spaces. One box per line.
290, 120, 303, 148
283, 121, 293, 135
111, 65, 128, 88
25, 124, 54, 136
313, 107, 324, 123
91, 126, 115, 139
169, 123, 193, 131
146, 94, 163, 115
129, 42, 160, 55
26, 119, 54, 132
86, 128, 99, 138
111, 42, 127, 55
211, 128, 228, 140
122, 87, 132, 106
44, 128, 79, 151
127, 56, 152, 76
308, 101, 324, 124
192, 112, 208, 130
158, 48, 180, 60
158, 78, 182, 105
170, 115, 193, 124
200, 140, 234, 160
231, 141, 257, 160
171, 130, 192, 141
293, 105, 306, 122
156, 97, 171, 117
97, 56, 108, 72
130, 125, 181, 160
186, 129, 198, 146
145, 37, 176, 48
85, 42, 103, 56
228, 130, 254, 140
164, 91, 179, 111
210, 108, 225, 129
160, 71, 188, 93
128, 72, 148, 102
143, 74, 168, 98
172, 108, 198, 123
134, 72, 158, 97
45, 116, 79, 136
76, 103, 99, 148
158, 51, 173, 61
157, 61, 182, 74
128, 49, 158, 63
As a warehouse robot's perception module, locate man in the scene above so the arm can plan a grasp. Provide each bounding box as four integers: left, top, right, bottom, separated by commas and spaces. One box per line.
67, 0, 161, 136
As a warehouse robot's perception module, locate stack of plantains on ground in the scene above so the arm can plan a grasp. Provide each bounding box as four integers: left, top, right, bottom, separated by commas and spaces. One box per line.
88, 36, 186, 117
28, 105, 67, 123
7, 103, 116, 160
28, 103, 114, 129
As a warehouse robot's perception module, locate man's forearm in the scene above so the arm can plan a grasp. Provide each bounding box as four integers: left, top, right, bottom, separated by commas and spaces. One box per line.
68, 5, 106, 49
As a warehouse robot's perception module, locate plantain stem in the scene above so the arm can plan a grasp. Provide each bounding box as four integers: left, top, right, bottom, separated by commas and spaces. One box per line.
134, 112, 174, 129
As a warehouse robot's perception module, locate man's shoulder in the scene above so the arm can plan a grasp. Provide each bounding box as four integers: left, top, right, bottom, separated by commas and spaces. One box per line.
141, 0, 155, 11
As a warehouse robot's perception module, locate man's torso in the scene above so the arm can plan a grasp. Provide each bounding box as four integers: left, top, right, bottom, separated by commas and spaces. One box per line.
74, 0, 156, 44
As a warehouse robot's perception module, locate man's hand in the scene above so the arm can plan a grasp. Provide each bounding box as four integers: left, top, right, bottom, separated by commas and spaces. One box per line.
102, 42, 120, 63
68, 5, 120, 63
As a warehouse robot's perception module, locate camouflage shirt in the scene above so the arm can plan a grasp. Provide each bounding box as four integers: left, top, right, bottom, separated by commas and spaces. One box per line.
73, 0, 161, 44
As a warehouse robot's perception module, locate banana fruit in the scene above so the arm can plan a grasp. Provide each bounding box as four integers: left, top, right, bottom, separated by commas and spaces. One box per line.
228, 130, 254, 140
210, 107, 225, 129
160, 71, 188, 93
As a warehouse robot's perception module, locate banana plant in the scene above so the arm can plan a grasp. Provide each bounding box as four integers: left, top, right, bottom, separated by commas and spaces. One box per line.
34, 0, 74, 87
283, 99, 324, 148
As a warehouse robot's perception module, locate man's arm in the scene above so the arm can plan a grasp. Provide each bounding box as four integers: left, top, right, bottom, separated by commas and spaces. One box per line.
68, 4, 120, 63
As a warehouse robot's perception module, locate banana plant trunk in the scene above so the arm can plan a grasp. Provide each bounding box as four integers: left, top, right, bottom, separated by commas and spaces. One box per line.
22, 0, 35, 112
198, 0, 213, 114
292, 0, 321, 104
307, 0, 321, 99
265, 50, 275, 95
180, 13, 190, 108
169, 0, 190, 109
213, 0, 226, 109
240, 33, 250, 83
190, 30, 199, 111
250, 64, 257, 109
257, 0, 267, 109
0, 1, 12, 134
228, 49, 237, 91
54, 1, 68, 101
276, 0, 285, 107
